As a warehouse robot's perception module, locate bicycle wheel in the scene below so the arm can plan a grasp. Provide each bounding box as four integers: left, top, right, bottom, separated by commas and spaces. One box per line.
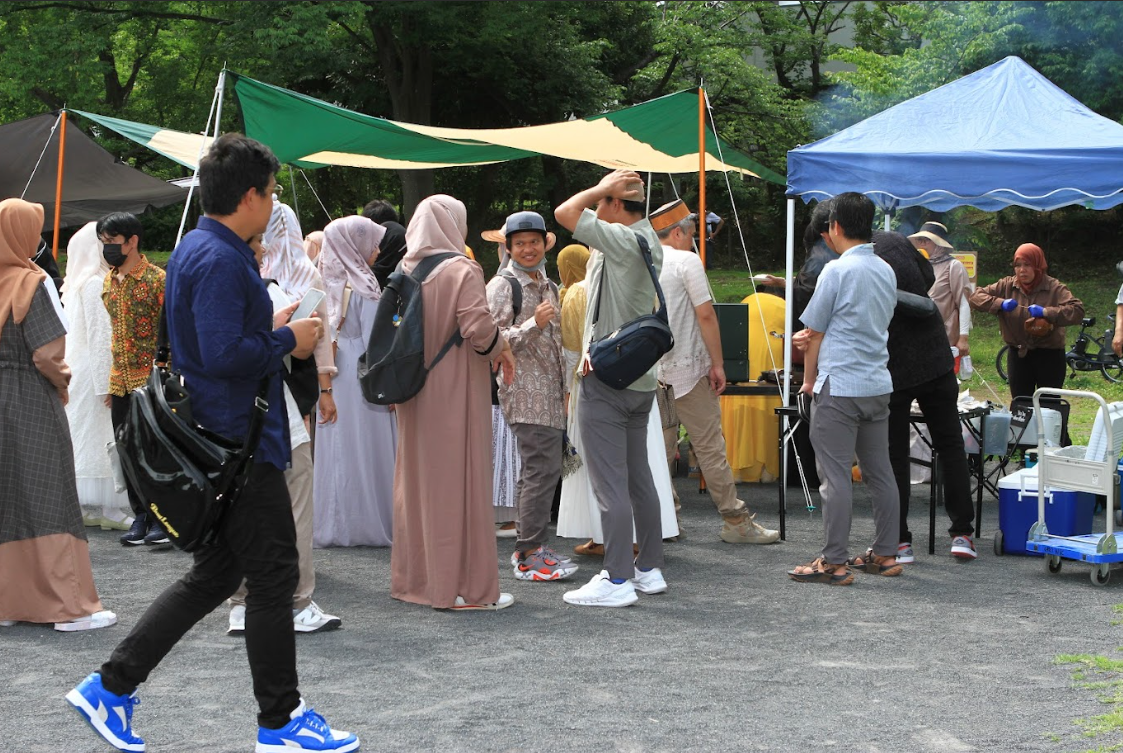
995, 345, 1009, 382
1103, 360, 1123, 383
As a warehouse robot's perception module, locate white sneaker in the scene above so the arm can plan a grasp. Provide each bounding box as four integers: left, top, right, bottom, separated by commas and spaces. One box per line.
449, 593, 515, 611
54, 610, 117, 632
0, 620, 17, 627
897, 542, 916, 564
563, 570, 639, 607
293, 601, 342, 633
228, 605, 246, 635
632, 566, 668, 595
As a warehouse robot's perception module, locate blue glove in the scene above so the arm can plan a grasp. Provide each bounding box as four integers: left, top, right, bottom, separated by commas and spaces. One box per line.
1000, 298, 1018, 312
1028, 304, 1045, 318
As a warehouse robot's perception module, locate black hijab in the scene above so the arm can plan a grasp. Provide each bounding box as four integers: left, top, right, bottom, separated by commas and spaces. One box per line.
371, 220, 407, 289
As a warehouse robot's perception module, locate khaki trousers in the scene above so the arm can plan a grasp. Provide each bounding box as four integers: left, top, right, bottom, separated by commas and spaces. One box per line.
662, 376, 747, 519
231, 441, 315, 610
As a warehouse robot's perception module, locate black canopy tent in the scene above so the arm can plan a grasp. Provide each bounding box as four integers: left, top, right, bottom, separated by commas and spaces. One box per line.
0, 113, 186, 236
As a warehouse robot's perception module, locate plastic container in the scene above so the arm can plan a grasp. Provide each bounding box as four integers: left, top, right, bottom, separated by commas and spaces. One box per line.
1015, 407, 1062, 446
959, 355, 974, 379
997, 466, 1095, 555
970, 411, 1012, 456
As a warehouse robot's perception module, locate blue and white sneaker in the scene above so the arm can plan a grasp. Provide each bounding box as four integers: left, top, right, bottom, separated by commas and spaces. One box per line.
65, 672, 145, 752
256, 699, 359, 752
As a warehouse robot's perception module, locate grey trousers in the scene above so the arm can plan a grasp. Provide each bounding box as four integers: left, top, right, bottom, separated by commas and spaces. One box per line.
810, 377, 899, 564
509, 422, 564, 554
579, 375, 664, 580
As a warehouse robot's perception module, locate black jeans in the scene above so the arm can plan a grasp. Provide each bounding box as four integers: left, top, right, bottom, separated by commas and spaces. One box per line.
888, 369, 975, 541
1007, 346, 1067, 403
110, 394, 146, 518
99, 463, 301, 729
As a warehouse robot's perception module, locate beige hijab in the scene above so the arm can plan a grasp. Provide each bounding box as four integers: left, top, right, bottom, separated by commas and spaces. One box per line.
0, 198, 47, 342
401, 194, 467, 275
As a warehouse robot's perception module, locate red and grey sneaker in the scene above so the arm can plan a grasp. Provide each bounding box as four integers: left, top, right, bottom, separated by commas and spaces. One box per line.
513, 546, 579, 581
951, 535, 978, 560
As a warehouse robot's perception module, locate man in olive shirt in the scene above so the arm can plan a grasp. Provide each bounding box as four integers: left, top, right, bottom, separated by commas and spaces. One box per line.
554, 169, 665, 608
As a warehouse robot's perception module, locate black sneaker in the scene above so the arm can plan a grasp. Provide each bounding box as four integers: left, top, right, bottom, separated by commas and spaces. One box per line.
119, 515, 147, 546
143, 521, 170, 546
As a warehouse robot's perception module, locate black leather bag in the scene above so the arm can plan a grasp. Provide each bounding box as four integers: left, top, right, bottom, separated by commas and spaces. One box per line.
115, 365, 269, 552
587, 234, 674, 390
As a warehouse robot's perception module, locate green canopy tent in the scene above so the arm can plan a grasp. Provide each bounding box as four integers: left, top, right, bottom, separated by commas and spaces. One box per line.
74, 74, 783, 182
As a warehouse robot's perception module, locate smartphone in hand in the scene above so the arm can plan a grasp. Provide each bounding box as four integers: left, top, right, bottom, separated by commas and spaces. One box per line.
291, 288, 326, 321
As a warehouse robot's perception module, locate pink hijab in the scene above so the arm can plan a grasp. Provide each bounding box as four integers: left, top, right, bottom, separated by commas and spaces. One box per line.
304, 231, 325, 264
319, 215, 385, 332
0, 198, 47, 342
401, 194, 467, 275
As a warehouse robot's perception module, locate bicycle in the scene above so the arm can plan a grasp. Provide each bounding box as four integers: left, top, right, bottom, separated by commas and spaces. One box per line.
994, 314, 1123, 383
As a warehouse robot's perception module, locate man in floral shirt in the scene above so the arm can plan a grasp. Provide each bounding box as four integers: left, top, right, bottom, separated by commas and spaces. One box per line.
98, 212, 167, 546
486, 211, 577, 583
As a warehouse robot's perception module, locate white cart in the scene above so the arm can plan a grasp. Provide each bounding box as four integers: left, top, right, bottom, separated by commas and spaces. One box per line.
1025, 388, 1123, 585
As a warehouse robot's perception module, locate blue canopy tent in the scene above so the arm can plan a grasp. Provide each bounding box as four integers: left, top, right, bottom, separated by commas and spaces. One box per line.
786, 56, 1123, 212
776, 55, 1123, 449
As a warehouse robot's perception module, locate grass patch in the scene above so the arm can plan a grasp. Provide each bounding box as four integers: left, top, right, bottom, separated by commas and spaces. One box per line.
1058, 651, 1123, 748
711, 264, 1123, 444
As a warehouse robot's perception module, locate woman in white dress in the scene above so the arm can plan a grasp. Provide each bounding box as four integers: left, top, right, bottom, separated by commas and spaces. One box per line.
61, 222, 131, 530
313, 216, 397, 547
556, 255, 678, 554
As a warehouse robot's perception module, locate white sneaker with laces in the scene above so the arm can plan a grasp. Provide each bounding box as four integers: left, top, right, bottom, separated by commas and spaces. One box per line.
228, 605, 246, 635
632, 567, 668, 595
563, 570, 639, 607
897, 541, 916, 564
54, 610, 117, 632
293, 602, 342, 633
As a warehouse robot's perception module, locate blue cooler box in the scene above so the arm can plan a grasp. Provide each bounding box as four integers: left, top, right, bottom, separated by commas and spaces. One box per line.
997, 466, 1095, 556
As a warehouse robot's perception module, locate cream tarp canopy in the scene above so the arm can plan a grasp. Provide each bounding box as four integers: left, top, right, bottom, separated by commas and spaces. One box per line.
72, 72, 784, 183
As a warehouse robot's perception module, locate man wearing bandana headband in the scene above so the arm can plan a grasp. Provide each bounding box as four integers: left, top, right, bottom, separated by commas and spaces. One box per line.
97, 211, 168, 547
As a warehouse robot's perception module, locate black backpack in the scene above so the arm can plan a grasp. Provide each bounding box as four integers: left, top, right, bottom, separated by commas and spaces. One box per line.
357, 253, 463, 405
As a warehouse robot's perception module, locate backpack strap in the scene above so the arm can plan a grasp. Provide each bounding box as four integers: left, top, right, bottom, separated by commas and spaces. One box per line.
409, 252, 465, 370
499, 270, 523, 322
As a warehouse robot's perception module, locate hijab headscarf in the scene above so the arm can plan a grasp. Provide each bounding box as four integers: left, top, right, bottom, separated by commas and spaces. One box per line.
557, 244, 590, 304
319, 215, 385, 332
371, 220, 407, 289
1013, 242, 1047, 294
261, 199, 319, 301
0, 198, 47, 341
60, 222, 107, 307
402, 194, 467, 276
304, 231, 325, 264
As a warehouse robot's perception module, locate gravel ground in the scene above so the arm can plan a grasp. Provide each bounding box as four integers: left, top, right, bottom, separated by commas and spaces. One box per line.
4, 476, 1121, 752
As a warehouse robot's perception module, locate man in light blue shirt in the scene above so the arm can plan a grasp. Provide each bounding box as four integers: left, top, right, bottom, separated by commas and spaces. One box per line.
789, 192, 902, 585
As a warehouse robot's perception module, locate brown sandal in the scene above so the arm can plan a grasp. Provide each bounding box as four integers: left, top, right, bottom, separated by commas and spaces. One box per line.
788, 557, 854, 585
847, 548, 903, 576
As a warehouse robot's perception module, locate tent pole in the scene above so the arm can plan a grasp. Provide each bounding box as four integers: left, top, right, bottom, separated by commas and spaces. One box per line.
783, 197, 795, 407
51, 111, 67, 260
698, 86, 706, 267
175, 70, 226, 247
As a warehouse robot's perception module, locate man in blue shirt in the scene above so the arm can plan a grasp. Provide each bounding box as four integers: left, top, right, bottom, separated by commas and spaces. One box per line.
67, 134, 360, 752
788, 192, 902, 585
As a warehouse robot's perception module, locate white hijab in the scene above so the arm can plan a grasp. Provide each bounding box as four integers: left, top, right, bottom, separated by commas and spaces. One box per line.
60, 222, 107, 307
319, 215, 385, 332
261, 198, 319, 300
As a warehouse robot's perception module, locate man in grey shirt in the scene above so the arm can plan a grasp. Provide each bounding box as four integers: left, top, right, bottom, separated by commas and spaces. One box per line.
554, 169, 666, 607
789, 192, 902, 585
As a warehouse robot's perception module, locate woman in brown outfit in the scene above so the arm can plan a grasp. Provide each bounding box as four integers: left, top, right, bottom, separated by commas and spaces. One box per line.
970, 242, 1084, 402
0, 198, 116, 631
390, 195, 516, 610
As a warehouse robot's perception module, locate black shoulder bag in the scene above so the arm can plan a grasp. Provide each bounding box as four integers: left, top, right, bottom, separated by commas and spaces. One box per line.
114, 309, 269, 552
586, 233, 674, 390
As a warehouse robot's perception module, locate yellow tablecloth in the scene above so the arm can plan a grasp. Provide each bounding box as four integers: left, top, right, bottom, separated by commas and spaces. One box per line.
719, 293, 786, 482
